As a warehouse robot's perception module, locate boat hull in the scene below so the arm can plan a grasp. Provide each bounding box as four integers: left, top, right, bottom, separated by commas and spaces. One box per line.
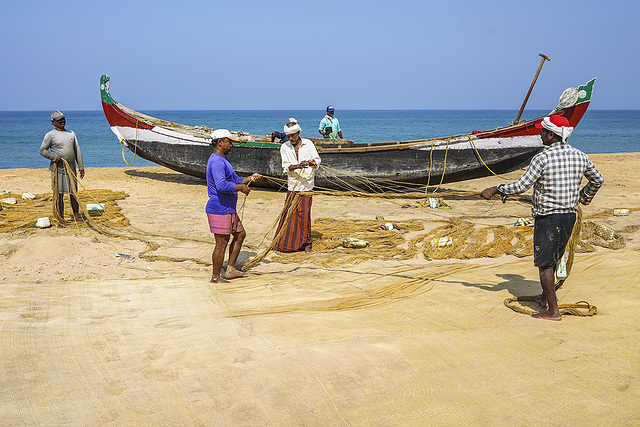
114, 130, 544, 188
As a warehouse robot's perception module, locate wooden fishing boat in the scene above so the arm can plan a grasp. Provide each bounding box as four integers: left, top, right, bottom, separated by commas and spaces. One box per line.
100, 74, 596, 189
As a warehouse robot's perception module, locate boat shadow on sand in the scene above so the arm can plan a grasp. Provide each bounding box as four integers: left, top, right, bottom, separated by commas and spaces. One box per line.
125, 169, 206, 186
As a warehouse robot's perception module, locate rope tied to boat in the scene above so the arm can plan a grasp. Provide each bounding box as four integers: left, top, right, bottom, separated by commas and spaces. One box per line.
120, 120, 139, 165
464, 134, 511, 180
424, 138, 450, 195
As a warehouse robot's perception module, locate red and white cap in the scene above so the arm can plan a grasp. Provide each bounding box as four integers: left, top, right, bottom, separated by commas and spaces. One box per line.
535, 115, 573, 142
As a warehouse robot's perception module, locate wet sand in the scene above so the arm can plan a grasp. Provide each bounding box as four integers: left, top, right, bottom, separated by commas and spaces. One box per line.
1, 153, 639, 425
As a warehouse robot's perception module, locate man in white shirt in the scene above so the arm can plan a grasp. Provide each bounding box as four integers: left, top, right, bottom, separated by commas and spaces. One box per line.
274, 118, 321, 253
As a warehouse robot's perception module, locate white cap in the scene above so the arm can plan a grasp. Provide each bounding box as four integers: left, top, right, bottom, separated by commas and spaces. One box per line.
210, 129, 239, 141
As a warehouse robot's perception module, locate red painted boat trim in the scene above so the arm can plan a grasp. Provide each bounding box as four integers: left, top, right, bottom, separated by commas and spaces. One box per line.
101, 101, 154, 130
473, 102, 590, 140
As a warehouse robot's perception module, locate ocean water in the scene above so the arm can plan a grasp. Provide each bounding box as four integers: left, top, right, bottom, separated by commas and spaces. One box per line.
1, 109, 639, 170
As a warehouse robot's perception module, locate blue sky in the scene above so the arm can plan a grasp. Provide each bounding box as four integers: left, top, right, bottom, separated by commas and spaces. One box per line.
1, 0, 638, 111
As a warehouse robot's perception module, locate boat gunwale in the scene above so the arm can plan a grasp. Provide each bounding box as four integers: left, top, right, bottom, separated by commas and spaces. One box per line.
106, 101, 555, 154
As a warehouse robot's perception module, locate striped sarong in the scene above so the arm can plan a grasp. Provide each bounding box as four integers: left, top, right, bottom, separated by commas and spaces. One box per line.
274, 191, 313, 252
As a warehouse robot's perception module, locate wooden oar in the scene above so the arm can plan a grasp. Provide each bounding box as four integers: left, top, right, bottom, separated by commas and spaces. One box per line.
514, 53, 551, 124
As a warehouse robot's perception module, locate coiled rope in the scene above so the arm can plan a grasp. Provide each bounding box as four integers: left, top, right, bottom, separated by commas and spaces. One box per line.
503, 206, 598, 317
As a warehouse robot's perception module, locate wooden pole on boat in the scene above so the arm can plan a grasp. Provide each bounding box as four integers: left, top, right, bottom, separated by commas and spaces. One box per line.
515, 53, 550, 123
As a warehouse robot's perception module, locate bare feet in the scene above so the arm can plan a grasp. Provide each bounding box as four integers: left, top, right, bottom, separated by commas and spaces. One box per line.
210, 276, 230, 284
531, 311, 562, 321
225, 266, 246, 279
536, 294, 548, 310
305, 245, 312, 254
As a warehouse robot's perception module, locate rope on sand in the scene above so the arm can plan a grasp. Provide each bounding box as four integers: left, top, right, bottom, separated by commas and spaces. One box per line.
504, 296, 598, 317
240, 192, 305, 271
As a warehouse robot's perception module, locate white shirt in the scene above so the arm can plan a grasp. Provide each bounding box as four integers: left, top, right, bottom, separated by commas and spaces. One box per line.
280, 138, 321, 192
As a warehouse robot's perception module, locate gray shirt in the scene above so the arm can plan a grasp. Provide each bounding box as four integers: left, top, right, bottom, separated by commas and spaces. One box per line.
39, 129, 84, 172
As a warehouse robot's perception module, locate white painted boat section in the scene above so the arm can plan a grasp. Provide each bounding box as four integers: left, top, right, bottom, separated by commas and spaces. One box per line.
111, 125, 542, 152
111, 126, 211, 146
412, 135, 542, 151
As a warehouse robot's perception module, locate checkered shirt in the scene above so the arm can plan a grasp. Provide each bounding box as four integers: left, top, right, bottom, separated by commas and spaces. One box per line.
498, 141, 604, 217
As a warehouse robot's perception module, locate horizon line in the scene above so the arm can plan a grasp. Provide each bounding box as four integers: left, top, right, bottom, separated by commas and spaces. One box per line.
1, 108, 637, 113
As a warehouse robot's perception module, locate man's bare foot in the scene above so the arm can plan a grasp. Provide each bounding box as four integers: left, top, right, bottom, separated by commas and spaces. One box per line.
225, 266, 246, 279
531, 311, 562, 321
211, 276, 230, 284
305, 245, 312, 254
73, 217, 85, 223
535, 294, 548, 310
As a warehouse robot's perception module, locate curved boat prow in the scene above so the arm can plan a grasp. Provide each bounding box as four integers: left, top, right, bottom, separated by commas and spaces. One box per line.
551, 77, 596, 125
100, 74, 115, 105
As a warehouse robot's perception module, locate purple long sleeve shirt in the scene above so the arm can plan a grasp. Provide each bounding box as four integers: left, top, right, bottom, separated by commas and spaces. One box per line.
205, 153, 244, 214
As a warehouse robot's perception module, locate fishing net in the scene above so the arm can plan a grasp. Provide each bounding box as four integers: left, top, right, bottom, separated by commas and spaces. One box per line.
242, 207, 634, 270
269, 217, 425, 268
2, 159, 636, 320
0, 188, 130, 233
417, 220, 534, 260
235, 177, 637, 319
2, 162, 633, 270
0, 161, 214, 266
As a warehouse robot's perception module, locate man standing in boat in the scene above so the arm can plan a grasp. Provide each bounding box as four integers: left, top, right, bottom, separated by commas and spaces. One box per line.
206, 129, 262, 283
275, 118, 321, 253
39, 110, 85, 226
481, 115, 604, 321
318, 105, 343, 139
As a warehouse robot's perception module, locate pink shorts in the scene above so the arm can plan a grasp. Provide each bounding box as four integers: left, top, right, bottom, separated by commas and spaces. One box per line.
207, 212, 245, 235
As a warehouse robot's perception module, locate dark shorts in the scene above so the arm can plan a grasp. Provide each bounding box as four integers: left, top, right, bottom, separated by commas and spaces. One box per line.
533, 213, 576, 268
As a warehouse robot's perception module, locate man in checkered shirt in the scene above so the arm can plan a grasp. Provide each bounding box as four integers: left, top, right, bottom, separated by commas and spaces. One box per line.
482, 115, 604, 321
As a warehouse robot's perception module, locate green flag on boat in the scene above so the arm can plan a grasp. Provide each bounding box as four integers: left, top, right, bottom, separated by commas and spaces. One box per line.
554, 78, 597, 113
576, 78, 596, 104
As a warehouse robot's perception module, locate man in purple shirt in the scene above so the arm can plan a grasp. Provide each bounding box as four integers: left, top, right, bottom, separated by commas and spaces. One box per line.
206, 129, 262, 283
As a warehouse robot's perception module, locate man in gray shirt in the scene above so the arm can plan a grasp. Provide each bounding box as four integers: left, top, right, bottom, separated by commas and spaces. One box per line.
39, 110, 85, 225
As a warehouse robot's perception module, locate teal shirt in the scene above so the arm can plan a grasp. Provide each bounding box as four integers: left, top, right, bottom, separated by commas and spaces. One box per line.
319, 116, 341, 139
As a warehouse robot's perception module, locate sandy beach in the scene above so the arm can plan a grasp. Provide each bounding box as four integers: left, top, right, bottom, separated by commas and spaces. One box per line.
1, 152, 639, 425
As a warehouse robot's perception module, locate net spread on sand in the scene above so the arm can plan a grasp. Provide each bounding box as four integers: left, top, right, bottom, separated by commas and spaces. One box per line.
0, 162, 633, 266
1, 160, 637, 317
